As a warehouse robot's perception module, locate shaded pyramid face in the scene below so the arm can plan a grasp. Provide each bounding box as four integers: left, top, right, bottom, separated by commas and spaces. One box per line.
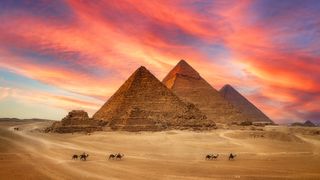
93, 66, 212, 131
162, 60, 246, 123
220, 84, 273, 123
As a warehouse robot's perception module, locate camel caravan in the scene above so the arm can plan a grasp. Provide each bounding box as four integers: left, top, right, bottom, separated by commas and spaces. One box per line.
72, 152, 89, 161
71, 152, 237, 162
71, 152, 125, 161
108, 153, 124, 160
205, 153, 237, 160
205, 154, 219, 160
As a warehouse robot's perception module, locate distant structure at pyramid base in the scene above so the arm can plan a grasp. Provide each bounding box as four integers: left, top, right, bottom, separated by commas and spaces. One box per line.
220, 84, 274, 124
93, 66, 216, 131
291, 120, 316, 127
46, 110, 107, 133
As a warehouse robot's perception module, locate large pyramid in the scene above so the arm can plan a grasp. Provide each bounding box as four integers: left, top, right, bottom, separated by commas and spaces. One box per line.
162, 60, 246, 123
93, 66, 214, 131
220, 84, 273, 123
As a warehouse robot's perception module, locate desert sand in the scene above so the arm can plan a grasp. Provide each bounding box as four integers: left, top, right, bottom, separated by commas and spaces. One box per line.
0, 120, 320, 180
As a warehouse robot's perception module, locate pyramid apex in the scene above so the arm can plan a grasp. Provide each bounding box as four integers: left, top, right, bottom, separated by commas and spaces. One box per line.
178, 59, 187, 64
134, 66, 152, 75
137, 66, 147, 71
220, 84, 238, 96
222, 84, 234, 90
163, 59, 200, 83
176, 59, 193, 68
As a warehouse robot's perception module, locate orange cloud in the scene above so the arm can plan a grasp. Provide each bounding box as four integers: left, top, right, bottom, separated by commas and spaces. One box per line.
9, 87, 101, 114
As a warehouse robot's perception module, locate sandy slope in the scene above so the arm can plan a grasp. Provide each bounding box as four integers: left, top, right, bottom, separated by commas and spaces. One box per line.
0, 120, 320, 180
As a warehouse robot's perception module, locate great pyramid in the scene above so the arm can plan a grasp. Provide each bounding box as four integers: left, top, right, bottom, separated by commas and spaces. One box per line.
93, 66, 214, 131
220, 84, 273, 123
162, 60, 246, 123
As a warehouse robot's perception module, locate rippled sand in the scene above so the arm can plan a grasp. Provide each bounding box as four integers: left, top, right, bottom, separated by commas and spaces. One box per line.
0, 120, 319, 179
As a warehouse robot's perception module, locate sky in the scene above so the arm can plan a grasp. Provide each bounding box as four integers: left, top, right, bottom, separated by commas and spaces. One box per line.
0, 0, 319, 124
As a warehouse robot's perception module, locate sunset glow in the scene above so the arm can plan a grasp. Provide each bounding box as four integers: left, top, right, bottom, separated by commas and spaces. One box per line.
0, 0, 319, 123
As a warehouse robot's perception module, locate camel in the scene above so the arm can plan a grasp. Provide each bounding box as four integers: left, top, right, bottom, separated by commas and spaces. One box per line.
116, 153, 124, 160
212, 154, 219, 159
205, 154, 213, 160
80, 153, 89, 161
72, 155, 78, 160
229, 153, 237, 160
108, 154, 116, 160
14, 127, 19, 131
206, 154, 219, 160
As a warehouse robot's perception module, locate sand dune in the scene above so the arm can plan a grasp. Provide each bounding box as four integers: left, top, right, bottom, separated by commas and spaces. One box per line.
0, 120, 320, 179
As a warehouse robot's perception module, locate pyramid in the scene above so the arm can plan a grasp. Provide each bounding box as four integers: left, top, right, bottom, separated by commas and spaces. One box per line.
162, 60, 246, 123
220, 84, 273, 123
47, 110, 106, 133
93, 66, 214, 131
303, 120, 316, 127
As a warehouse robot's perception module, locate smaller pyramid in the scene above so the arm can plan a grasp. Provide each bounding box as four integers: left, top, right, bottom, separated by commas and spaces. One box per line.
304, 120, 316, 127
46, 110, 106, 133
93, 66, 213, 131
220, 84, 273, 123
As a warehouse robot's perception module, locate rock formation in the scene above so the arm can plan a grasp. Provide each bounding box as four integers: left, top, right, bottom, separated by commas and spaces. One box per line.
47, 110, 106, 133
162, 60, 246, 124
60, 110, 91, 125
291, 120, 316, 127
93, 66, 214, 131
220, 84, 273, 123
304, 120, 316, 127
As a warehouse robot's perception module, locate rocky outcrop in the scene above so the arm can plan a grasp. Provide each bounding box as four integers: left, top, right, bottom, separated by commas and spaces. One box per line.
304, 120, 316, 127
60, 110, 92, 126
162, 60, 247, 124
291, 120, 316, 127
47, 110, 107, 133
93, 66, 215, 131
220, 84, 274, 123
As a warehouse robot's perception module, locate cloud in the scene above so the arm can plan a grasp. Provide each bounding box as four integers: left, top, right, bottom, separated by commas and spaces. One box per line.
0, 87, 11, 100
8, 87, 101, 114
0, 0, 319, 123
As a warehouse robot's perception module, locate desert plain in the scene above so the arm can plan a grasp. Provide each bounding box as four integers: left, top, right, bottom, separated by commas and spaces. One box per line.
0, 119, 319, 180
